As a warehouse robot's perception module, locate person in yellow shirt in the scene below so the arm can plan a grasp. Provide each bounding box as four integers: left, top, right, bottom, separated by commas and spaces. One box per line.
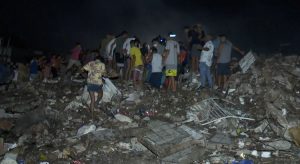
130, 40, 144, 88
82, 56, 106, 119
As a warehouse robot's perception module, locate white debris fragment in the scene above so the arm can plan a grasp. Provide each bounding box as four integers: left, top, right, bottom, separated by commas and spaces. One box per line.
239, 51, 256, 73
261, 151, 271, 158
238, 139, 245, 148
228, 88, 236, 93
77, 124, 96, 137
251, 150, 259, 157
114, 114, 133, 123
117, 142, 131, 150
282, 108, 287, 116
239, 97, 245, 105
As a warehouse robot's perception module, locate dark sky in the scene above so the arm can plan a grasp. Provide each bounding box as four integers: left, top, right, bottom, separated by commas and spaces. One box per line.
1, 0, 299, 53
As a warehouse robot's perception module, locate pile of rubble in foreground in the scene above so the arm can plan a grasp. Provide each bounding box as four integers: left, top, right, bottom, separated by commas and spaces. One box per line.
0, 54, 300, 164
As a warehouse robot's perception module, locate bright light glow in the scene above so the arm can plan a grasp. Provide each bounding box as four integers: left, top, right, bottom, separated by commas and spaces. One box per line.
169, 34, 176, 37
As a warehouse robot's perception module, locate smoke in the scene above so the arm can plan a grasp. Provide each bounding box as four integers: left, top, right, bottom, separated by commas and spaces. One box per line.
1, 0, 299, 54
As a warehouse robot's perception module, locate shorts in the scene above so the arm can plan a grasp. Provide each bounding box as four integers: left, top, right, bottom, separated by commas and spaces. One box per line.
217, 63, 230, 75
87, 83, 103, 92
115, 52, 125, 64
30, 74, 38, 81
166, 69, 177, 77
124, 57, 131, 69
191, 44, 201, 57
150, 72, 162, 88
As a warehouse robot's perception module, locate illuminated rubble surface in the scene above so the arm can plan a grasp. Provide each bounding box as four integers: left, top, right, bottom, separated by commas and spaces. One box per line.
0, 55, 300, 164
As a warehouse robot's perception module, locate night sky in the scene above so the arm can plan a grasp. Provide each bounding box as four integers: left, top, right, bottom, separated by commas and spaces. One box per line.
1, 0, 299, 54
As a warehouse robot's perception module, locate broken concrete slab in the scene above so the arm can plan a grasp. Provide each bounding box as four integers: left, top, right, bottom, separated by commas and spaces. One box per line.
161, 146, 206, 164
264, 140, 292, 150
210, 132, 232, 145
140, 121, 205, 158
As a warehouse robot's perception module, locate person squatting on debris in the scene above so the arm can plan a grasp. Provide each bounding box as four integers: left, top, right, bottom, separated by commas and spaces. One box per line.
130, 39, 144, 88
198, 35, 214, 89
81, 56, 106, 119
216, 35, 244, 90
164, 32, 180, 92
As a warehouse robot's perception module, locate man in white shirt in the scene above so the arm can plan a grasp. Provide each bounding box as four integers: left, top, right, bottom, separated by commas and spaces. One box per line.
199, 35, 214, 89
165, 33, 180, 92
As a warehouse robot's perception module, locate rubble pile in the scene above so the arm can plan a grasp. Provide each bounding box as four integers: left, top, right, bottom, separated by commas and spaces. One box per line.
1, 55, 300, 163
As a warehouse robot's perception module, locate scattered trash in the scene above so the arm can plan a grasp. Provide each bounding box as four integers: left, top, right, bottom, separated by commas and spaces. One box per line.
185, 98, 254, 125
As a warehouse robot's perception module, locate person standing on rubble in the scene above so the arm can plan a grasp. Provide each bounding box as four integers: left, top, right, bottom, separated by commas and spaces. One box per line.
99, 33, 113, 63
106, 34, 116, 72
149, 47, 163, 89
198, 35, 214, 89
216, 35, 244, 90
123, 36, 136, 81
82, 55, 106, 119
115, 31, 128, 78
164, 32, 180, 92
130, 39, 144, 89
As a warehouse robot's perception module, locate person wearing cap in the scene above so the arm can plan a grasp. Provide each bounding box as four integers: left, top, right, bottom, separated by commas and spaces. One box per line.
164, 32, 180, 92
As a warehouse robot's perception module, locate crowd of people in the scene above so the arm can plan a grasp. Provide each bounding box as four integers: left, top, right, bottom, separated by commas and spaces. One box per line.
0, 23, 246, 118
95, 24, 245, 92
